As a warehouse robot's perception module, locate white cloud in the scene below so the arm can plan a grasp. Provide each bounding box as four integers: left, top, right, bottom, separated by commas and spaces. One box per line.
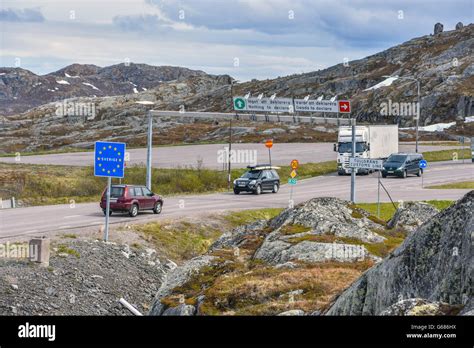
0, 0, 472, 81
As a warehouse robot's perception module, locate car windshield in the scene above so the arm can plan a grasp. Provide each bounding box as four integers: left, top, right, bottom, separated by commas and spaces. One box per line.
387, 155, 407, 163
110, 187, 124, 198
241, 170, 261, 179
338, 142, 366, 153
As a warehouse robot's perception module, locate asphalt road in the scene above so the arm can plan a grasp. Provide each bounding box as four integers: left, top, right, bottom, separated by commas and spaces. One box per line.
0, 161, 471, 240
0, 143, 463, 169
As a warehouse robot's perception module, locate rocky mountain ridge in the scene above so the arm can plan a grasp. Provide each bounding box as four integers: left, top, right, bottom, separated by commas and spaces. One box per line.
0, 63, 207, 115
0, 24, 472, 153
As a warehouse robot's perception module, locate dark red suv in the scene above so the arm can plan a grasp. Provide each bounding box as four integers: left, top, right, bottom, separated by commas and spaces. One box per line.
100, 185, 163, 217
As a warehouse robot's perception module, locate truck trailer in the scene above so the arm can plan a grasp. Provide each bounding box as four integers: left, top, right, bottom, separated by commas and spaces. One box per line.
334, 125, 399, 175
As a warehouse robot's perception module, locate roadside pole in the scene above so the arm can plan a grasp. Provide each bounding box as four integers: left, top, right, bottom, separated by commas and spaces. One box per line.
461, 136, 465, 164
265, 139, 273, 166
419, 159, 427, 189
289, 160, 299, 208
94, 141, 126, 243
228, 118, 232, 190
146, 110, 153, 190
350, 117, 356, 203
104, 177, 111, 242
377, 170, 381, 218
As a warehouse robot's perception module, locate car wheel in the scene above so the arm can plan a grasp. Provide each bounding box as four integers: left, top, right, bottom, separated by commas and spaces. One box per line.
103, 209, 112, 216
254, 184, 262, 195
402, 170, 407, 179
272, 183, 279, 193
382, 173, 387, 178
416, 169, 421, 177
233, 189, 240, 195
129, 204, 138, 217
153, 201, 162, 214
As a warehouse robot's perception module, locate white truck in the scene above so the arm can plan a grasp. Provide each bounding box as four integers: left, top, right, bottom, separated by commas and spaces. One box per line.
334, 125, 399, 175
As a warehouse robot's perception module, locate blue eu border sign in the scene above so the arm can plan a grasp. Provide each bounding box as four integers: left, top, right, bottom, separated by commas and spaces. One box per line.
94, 141, 126, 242
94, 141, 126, 178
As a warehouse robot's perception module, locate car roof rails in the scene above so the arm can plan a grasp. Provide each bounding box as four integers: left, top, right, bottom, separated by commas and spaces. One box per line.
247, 164, 281, 170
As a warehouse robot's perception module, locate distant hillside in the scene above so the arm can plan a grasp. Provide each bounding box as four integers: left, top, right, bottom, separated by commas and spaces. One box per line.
225, 23, 473, 126
0, 63, 206, 115
0, 24, 472, 153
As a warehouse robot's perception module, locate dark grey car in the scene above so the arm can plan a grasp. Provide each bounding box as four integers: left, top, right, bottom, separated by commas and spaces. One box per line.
382, 153, 424, 178
233, 165, 280, 195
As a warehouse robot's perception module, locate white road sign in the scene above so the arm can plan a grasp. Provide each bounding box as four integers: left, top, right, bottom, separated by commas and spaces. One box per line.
349, 158, 383, 170
234, 97, 294, 113
294, 99, 338, 113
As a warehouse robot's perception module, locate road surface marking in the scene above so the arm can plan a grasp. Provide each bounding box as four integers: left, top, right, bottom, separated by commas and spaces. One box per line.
64, 215, 81, 218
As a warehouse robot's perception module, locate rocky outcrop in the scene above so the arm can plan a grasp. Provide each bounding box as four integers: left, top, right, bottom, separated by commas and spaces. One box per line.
148, 255, 215, 315
456, 22, 464, 30
326, 191, 473, 315
434, 23, 444, 35
253, 197, 386, 265
380, 298, 462, 316
387, 202, 440, 233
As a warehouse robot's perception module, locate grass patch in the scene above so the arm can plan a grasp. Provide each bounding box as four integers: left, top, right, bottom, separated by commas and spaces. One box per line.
422, 149, 470, 162
0, 160, 335, 207
356, 200, 453, 222
61, 234, 77, 239
427, 181, 474, 189
133, 221, 222, 263
223, 208, 283, 227
56, 244, 80, 258
199, 261, 373, 315
279, 224, 311, 235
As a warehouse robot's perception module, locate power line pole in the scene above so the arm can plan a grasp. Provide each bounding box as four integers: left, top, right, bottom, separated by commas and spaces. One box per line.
146, 110, 153, 190
416, 80, 420, 153
228, 118, 232, 190
351, 117, 356, 203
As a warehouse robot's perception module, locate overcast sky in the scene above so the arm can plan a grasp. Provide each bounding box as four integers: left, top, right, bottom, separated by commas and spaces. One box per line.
1, 0, 472, 81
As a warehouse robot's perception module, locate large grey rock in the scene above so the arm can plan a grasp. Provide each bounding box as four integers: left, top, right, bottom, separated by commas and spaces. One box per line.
149, 255, 215, 315
387, 202, 439, 233
162, 304, 196, 316
326, 191, 473, 315
277, 309, 305, 316
262, 128, 286, 135
210, 220, 267, 251
434, 22, 444, 35
380, 298, 462, 316
254, 197, 385, 264
456, 22, 464, 30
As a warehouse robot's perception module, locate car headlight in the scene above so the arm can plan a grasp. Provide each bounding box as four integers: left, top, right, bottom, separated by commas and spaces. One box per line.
233, 180, 237, 185
397, 167, 403, 170
249, 180, 256, 185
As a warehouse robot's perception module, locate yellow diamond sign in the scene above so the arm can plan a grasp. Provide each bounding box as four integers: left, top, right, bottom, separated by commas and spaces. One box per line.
290, 170, 297, 178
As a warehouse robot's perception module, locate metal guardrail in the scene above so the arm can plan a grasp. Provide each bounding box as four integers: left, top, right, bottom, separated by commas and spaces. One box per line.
149, 110, 350, 125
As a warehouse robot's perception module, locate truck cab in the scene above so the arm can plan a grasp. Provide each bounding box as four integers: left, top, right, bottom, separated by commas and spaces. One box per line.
334, 125, 399, 175
334, 127, 370, 175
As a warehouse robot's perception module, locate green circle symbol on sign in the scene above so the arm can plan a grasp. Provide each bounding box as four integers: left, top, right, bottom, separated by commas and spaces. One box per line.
234, 98, 246, 110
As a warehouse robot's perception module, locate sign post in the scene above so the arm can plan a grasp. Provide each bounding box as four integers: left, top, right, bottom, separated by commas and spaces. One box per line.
94, 141, 126, 242
265, 139, 273, 165
288, 159, 298, 207
419, 159, 427, 189
471, 137, 474, 163
348, 157, 384, 212
377, 170, 381, 218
